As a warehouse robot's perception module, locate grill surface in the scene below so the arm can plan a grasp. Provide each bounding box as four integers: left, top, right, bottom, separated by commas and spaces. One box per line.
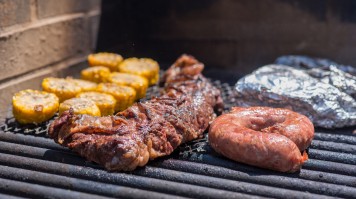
1, 79, 356, 199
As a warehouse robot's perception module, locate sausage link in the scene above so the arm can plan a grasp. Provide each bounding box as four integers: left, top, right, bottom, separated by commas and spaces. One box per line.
208, 107, 314, 172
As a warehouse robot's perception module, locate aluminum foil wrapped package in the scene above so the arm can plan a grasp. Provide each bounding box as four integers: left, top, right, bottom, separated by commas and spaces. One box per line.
306, 66, 356, 98
235, 65, 356, 128
275, 55, 356, 76
275, 55, 356, 98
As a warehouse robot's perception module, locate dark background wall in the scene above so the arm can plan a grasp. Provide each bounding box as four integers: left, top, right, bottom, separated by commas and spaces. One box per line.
96, 0, 356, 78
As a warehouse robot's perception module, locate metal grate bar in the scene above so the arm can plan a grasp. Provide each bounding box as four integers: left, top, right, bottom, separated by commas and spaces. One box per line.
0, 165, 185, 199
0, 153, 259, 199
184, 150, 356, 176
308, 149, 356, 165
1, 139, 355, 198
151, 159, 356, 198
314, 133, 356, 145
310, 140, 356, 154
0, 177, 113, 199
303, 159, 356, 176
152, 159, 356, 188
133, 164, 335, 199
0, 141, 91, 167
0, 193, 27, 199
298, 169, 356, 187
0, 132, 67, 152
0, 132, 355, 197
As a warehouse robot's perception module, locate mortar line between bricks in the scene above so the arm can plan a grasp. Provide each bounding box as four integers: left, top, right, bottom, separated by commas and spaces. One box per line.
87, 10, 101, 17
0, 13, 85, 37
30, 0, 38, 22
0, 56, 87, 89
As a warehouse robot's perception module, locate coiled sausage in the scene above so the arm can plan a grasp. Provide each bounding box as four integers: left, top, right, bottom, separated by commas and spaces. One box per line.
208, 107, 314, 172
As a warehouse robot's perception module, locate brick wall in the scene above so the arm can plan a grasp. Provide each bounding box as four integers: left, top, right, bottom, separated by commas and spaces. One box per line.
0, 0, 101, 117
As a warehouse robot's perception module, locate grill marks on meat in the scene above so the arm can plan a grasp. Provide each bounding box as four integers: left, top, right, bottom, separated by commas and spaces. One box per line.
48, 54, 223, 171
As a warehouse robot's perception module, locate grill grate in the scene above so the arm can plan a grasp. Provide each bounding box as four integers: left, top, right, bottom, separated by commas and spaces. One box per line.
0, 80, 356, 199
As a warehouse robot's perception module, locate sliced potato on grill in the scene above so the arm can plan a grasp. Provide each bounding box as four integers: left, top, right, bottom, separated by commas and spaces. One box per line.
88, 52, 123, 71
96, 83, 136, 112
42, 77, 82, 102
119, 57, 160, 85
59, 98, 101, 116
67, 78, 97, 92
105, 72, 148, 100
81, 66, 111, 83
12, 89, 59, 124
77, 91, 116, 116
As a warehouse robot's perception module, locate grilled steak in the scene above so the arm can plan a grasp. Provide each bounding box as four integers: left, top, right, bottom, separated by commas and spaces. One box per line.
48, 55, 223, 171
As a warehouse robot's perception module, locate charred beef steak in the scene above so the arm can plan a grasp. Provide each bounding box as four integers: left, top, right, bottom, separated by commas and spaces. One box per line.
48, 55, 223, 171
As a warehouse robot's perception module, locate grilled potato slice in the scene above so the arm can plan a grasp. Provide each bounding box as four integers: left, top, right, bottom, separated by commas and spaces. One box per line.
119, 58, 160, 85
77, 92, 116, 116
67, 78, 98, 92
96, 83, 136, 111
42, 77, 82, 102
59, 98, 101, 116
88, 52, 123, 71
12, 89, 59, 124
81, 66, 111, 83
106, 72, 148, 100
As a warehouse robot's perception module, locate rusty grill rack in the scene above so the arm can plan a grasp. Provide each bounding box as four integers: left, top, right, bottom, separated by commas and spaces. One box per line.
0, 80, 356, 199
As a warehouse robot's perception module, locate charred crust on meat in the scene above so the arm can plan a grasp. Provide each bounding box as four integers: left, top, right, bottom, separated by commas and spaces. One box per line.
48, 54, 224, 171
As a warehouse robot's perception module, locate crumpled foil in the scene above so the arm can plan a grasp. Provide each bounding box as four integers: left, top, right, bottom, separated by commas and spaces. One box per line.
275, 55, 356, 76
275, 55, 356, 98
306, 66, 356, 99
235, 64, 356, 128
